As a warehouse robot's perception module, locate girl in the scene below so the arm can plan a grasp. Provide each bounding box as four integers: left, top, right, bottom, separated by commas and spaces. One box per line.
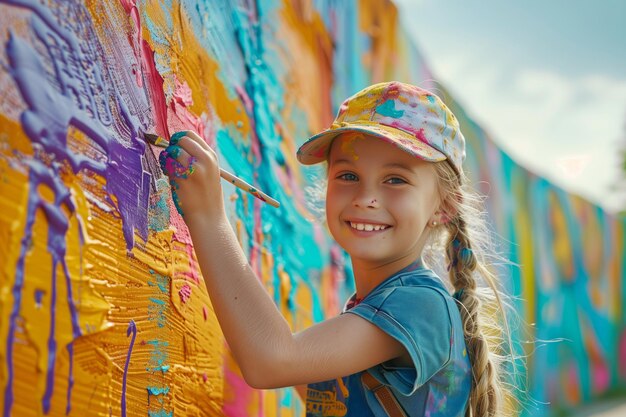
160, 81, 510, 416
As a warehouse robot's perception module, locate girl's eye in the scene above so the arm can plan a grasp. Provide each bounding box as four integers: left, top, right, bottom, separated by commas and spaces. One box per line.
337, 173, 358, 181
385, 177, 407, 184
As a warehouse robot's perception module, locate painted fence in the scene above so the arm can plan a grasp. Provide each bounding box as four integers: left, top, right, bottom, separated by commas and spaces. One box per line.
0, 0, 623, 416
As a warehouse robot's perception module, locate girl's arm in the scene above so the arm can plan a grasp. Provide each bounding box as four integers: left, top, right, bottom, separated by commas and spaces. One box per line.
162, 132, 407, 388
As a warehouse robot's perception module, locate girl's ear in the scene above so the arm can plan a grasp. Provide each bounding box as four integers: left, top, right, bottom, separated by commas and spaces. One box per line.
429, 211, 447, 226
433, 204, 457, 225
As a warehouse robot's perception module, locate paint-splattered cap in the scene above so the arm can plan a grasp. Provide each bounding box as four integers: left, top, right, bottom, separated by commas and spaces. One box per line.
297, 81, 466, 174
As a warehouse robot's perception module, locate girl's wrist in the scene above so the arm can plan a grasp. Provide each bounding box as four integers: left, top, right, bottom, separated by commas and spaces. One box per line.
184, 208, 229, 230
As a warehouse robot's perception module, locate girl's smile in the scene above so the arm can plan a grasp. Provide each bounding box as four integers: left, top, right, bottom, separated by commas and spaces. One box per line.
345, 218, 392, 237
346, 219, 390, 233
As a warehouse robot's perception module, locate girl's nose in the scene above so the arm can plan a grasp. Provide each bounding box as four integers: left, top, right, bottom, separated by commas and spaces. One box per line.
352, 190, 380, 209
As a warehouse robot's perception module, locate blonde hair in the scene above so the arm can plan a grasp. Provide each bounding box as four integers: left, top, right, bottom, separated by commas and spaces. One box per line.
426, 160, 519, 417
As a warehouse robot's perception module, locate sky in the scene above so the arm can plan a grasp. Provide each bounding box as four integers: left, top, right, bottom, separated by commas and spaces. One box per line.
394, 0, 626, 213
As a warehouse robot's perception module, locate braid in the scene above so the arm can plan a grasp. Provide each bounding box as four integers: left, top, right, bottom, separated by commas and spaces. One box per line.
446, 217, 500, 416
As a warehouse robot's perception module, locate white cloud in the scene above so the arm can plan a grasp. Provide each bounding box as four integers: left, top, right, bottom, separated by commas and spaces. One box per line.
426, 53, 626, 212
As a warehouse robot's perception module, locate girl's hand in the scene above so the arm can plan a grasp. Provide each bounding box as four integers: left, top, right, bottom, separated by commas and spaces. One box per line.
159, 131, 226, 222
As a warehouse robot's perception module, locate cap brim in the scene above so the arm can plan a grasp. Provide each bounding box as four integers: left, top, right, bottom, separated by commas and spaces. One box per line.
296, 122, 447, 165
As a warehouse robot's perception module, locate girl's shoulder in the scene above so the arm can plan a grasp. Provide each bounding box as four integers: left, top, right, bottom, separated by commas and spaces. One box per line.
367, 266, 450, 300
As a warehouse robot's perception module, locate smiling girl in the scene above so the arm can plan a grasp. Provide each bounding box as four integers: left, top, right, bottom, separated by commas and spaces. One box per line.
159, 82, 512, 416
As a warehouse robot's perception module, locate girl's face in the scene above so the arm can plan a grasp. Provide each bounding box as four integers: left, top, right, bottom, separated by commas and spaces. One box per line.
326, 133, 441, 269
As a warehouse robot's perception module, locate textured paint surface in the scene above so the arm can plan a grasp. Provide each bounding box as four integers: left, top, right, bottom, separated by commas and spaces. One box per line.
0, 1, 623, 416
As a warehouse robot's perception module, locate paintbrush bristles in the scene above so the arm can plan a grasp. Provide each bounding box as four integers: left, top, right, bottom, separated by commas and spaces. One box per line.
145, 133, 169, 148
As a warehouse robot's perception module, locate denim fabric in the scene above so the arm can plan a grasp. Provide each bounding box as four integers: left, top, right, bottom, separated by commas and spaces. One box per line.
305, 264, 471, 417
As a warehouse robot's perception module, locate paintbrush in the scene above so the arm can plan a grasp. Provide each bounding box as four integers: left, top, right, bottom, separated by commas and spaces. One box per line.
145, 133, 280, 208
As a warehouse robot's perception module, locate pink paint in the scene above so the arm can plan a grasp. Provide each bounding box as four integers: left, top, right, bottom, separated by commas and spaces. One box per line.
173, 76, 193, 106
581, 318, 611, 393
118, 0, 143, 88
178, 284, 192, 304
592, 362, 610, 393
234, 86, 262, 162
142, 42, 170, 138
202, 372, 208, 382
167, 75, 206, 140
163, 154, 196, 178
312, 222, 327, 251
380, 82, 401, 102
202, 306, 208, 321
415, 127, 429, 145
184, 244, 201, 284
588, 337, 610, 393
235, 85, 253, 114
119, 0, 169, 138
222, 359, 258, 416
273, 163, 308, 214
619, 330, 626, 378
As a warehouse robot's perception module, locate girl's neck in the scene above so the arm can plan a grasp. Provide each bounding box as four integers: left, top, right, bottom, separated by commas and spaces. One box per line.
352, 257, 424, 298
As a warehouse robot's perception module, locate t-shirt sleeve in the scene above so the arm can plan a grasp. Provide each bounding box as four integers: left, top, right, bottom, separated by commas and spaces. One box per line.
344, 286, 454, 396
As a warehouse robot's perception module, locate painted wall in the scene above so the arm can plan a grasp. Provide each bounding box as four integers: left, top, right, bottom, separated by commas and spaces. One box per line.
0, 0, 623, 416
446, 92, 626, 415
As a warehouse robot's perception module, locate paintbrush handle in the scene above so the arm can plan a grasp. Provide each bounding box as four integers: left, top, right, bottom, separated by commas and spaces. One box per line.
219, 169, 280, 208
146, 133, 280, 208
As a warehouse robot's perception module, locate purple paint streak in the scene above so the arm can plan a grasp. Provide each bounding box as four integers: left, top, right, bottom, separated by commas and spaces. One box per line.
122, 320, 137, 417
42, 258, 58, 413
34, 289, 44, 307
62, 258, 81, 415
3, 169, 38, 417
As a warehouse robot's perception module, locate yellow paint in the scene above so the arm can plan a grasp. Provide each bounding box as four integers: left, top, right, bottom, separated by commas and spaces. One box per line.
512, 169, 536, 327
549, 192, 574, 281
608, 218, 623, 320
358, 0, 399, 82
0, 120, 33, 414
278, 0, 335, 133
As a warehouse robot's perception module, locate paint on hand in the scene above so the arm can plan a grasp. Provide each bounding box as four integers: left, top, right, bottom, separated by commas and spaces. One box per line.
158, 147, 196, 217
169, 131, 187, 146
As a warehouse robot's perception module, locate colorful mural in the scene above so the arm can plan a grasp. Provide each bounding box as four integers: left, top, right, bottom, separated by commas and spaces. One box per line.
0, 0, 623, 416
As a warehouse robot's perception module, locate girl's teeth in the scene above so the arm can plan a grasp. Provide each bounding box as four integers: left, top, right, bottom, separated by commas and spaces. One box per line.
350, 222, 387, 231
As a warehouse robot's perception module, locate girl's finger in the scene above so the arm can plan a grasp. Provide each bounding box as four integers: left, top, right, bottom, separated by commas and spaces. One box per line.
177, 135, 212, 163
169, 144, 193, 165
159, 145, 196, 179
170, 131, 212, 153
184, 130, 213, 153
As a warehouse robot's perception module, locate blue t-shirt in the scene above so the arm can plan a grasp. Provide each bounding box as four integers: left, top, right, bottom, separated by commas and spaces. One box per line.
305, 264, 471, 417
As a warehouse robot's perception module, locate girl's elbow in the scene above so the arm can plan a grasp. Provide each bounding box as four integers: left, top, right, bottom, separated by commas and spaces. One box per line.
244, 375, 274, 390
240, 354, 294, 389
241, 367, 284, 390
